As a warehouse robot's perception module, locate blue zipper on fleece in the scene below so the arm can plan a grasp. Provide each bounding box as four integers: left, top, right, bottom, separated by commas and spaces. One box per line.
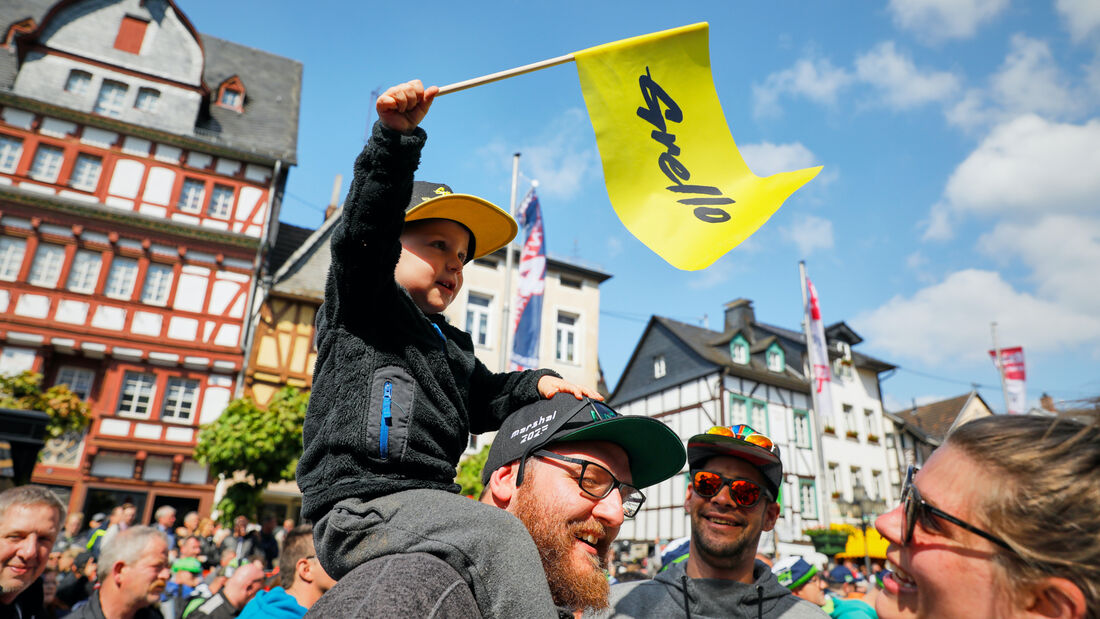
380, 380, 392, 460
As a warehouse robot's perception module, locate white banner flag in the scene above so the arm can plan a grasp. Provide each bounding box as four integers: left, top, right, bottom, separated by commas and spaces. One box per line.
989, 346, 1027, 414
805, 278, 835, 430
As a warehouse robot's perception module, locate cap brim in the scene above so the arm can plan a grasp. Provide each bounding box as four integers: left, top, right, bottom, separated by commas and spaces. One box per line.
406, 194, 517, 260
554, 416, 686, 488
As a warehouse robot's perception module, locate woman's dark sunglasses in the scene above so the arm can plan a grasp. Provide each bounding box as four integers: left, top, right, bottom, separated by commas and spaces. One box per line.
901, 465, 1013, 552
691, 471, 770, 507
533, 450, 646, 518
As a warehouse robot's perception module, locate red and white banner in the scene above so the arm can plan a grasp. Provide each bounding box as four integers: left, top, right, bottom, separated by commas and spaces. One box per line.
805, 278, 835, 429
989, 347, 1027, 414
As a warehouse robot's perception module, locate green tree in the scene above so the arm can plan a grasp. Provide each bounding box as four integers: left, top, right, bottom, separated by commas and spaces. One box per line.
194, 386, 308, 524
0, 371, 91, 438
456, 444, 491, 498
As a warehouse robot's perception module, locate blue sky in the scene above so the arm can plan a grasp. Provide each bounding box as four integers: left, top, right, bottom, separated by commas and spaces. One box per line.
185, 0, 1100, 412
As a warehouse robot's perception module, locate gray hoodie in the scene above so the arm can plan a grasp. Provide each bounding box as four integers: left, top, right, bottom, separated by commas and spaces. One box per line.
595, 560, 827, 619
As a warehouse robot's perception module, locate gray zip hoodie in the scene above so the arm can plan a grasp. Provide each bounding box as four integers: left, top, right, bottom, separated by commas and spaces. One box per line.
595, 560, 827, 619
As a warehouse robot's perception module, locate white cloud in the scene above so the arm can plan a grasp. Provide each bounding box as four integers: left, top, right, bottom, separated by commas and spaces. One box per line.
938, 115, 1100, 220
888, 0, 1009, 41
947, 35, 1094, 132
978, 215, 1100, 312
782, 214, 835, 256
991, 35, 1085, 119
1056, 0, 1100, 42
476, 108, 596, 201
740, 141, 818, 176
853, 269, 1100, 365
855, 42, 961, 108
753, 57, 852, 117
687, 258, 737, 290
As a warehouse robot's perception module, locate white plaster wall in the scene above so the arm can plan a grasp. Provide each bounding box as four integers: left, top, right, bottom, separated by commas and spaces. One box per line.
130, 311, 162, 336
173, 269, 208, 313
142, 166, 175, 205
55, 299, 90, 324
199, 386, 231, 424
108, 159, 145, 199
167, 316, 198, 340
90, 305, 125, 330
213, 324, 240, 348
14, 294, 50, 318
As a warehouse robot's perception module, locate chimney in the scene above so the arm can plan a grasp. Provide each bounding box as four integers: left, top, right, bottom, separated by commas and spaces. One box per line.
324, 174, 343, 222
723, 298, 754, 332
1040, 393, 1057, 413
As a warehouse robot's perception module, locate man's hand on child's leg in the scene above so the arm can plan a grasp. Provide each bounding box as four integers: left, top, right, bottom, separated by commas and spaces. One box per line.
537, 375, 604, 401
376, 80, 438, 134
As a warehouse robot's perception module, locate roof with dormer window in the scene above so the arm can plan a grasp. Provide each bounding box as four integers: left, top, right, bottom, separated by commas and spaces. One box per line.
0, 0, 300, 163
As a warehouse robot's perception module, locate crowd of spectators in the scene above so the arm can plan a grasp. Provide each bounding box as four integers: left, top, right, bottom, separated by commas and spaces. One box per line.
0, 493, 318, 619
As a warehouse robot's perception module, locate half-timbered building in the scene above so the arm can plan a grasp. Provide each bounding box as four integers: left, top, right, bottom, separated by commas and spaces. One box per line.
0, 0, 300, 520
609, 298, 896, 560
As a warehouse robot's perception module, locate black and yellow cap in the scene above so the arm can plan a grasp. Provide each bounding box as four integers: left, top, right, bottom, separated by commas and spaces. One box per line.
405, 181, 518, 261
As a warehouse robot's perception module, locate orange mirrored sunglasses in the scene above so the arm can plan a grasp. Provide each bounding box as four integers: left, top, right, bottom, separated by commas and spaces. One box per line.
705, 424, 774, 450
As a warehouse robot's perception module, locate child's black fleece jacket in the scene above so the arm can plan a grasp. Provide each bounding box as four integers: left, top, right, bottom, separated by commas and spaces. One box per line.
296, 121, 558, 523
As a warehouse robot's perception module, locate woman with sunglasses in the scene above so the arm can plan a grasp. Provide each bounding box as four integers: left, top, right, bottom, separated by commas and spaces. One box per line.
874, 412, 1099, 619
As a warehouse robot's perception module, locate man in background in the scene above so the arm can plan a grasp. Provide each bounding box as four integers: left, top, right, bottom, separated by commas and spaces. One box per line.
0, 486, 64, 619
71, 526, 170, 619
239, 526, 334, 618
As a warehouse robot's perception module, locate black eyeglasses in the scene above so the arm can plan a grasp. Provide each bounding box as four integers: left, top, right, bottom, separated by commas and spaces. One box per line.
691, 471, 772, 507
901, 465, 1013, 552
533, 450, 645, 518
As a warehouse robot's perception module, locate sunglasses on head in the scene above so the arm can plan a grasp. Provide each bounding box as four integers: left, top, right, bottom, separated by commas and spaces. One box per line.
704, 424, 776, 451
691, 471, 771, 507
901, 465, 1013, 552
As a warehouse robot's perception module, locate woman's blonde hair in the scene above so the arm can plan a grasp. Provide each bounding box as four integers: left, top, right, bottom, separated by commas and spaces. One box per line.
946, 411, 1100, 615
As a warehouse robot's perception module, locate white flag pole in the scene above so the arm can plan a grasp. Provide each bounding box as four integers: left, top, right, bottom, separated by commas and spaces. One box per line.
437, 54, 576, 96
991, 322, 1010, 414
499, 153, 521, 371
801, 260, 832, 527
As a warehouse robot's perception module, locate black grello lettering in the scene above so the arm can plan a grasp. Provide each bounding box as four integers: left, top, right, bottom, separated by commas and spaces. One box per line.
637, 67, 734, 224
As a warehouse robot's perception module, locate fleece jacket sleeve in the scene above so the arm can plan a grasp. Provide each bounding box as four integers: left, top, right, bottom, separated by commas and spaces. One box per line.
324, 120, 426, 330
466, 354, 560, 434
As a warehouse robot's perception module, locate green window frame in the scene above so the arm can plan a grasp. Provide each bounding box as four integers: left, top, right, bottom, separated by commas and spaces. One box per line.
729, 334, 749, 365
793, 409, 811, 448
766, 342, 785, 372
799, 479, 818, 519
729, 393, 769, 434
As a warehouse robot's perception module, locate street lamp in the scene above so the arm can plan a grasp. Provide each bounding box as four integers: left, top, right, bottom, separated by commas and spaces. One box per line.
841, 483, 886, 578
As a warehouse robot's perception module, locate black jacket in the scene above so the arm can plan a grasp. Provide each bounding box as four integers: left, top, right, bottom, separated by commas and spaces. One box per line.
296, 121, 556, 523
68, 591, 165, 619
0, 578, 44, 619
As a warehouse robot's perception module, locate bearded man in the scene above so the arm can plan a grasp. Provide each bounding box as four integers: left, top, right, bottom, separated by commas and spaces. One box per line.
306, 394, 686, 618
600, 425, 825, 618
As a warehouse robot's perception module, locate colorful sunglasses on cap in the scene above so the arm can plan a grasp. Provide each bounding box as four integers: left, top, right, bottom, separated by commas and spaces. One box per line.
702, 424, 777, 452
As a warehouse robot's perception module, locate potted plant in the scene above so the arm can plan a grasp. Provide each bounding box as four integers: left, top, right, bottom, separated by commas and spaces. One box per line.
803, 525, 851, 556
867, 433, 880, 443
845, 430, 860, 439
823, 425, 836, 435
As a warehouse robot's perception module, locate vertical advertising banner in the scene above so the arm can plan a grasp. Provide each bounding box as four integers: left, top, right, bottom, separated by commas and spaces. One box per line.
805, 278, 835, 429
989, 347, 1027, 414
510, 189, 546, 370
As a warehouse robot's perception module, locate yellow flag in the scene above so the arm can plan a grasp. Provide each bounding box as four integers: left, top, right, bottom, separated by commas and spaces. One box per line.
575, 23, 822, 271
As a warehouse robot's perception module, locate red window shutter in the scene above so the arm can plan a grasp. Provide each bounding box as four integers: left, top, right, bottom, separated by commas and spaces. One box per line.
113, 16, 148, 54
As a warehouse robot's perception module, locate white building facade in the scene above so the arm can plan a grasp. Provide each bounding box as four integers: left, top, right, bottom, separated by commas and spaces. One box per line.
609, 299, 897, 559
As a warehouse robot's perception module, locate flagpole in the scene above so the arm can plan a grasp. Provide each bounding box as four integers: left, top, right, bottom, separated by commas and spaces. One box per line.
438, 54, 576, 96
991, 322, 1009, 414
499, 153, 521, 371
800, 261, 832, 527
